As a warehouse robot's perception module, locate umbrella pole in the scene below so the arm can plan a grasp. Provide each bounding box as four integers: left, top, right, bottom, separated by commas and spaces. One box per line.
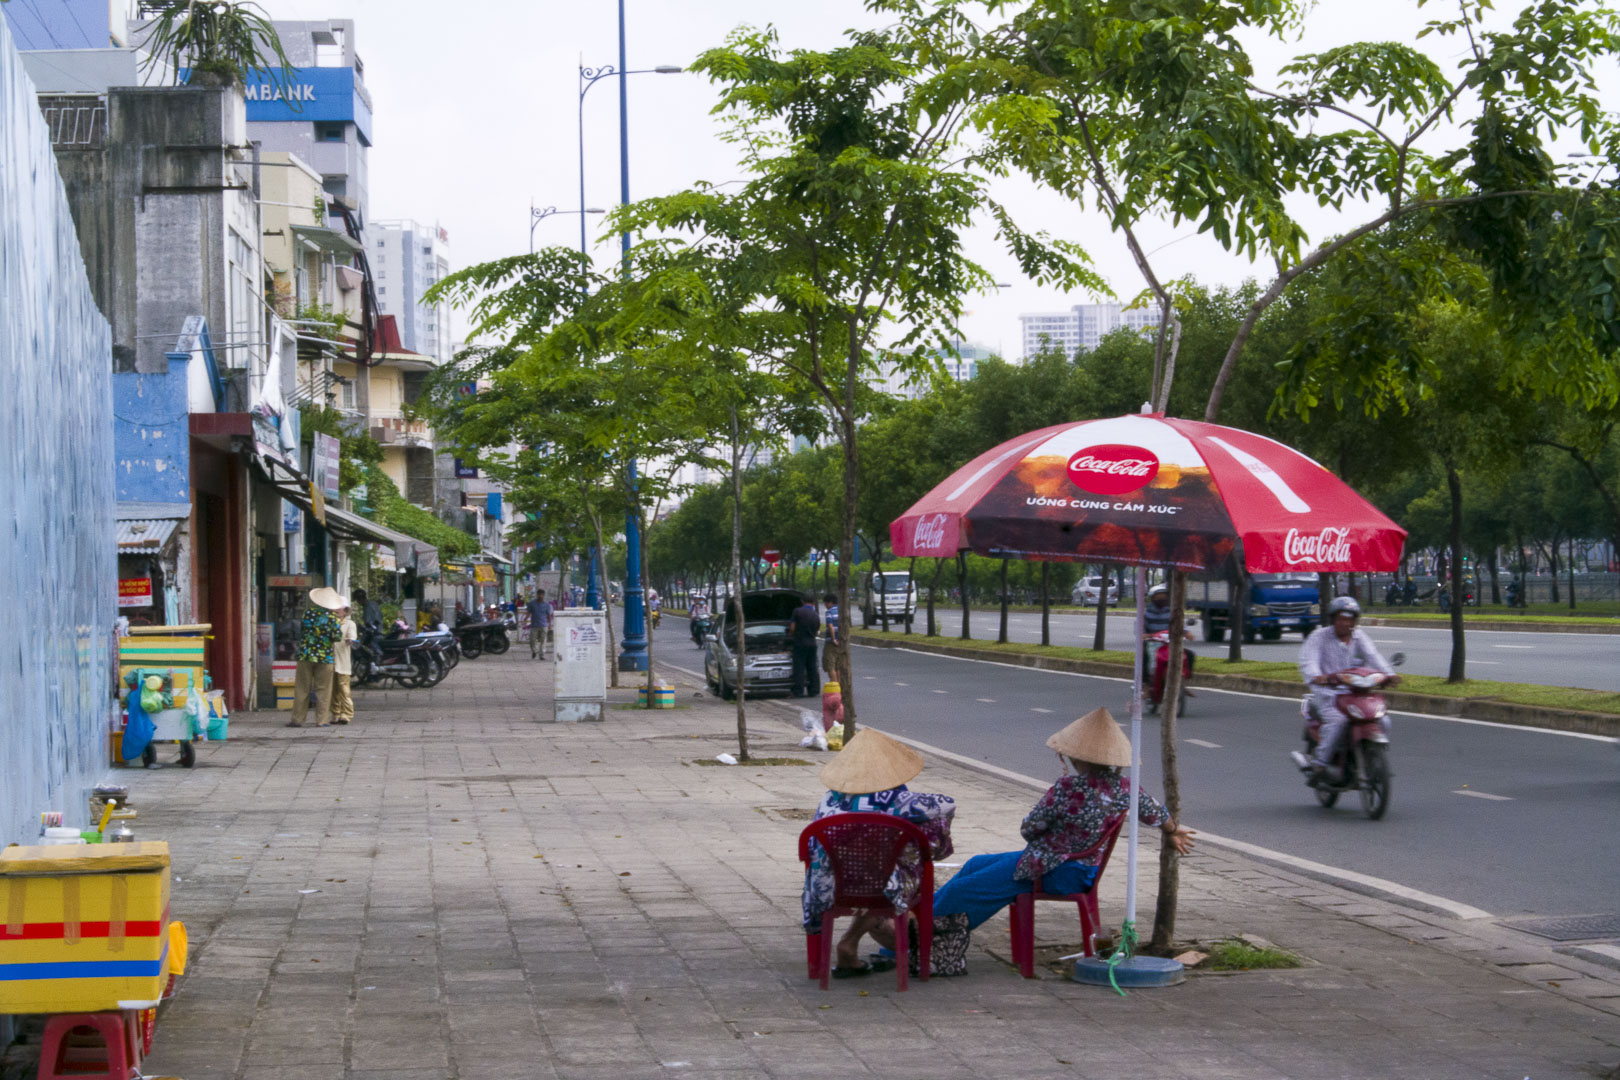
1125, 565, 1147, 929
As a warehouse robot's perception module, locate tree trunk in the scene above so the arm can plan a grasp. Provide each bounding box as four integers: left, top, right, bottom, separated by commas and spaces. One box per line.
1446, 462, 1467, 683
998, 558, 1011, 644
1150, 571, 1188, 953
729, 409, 750, 761
1091, 565, 1109, 651
1568, 536, 1577, 610
1040, 562, 1051, 646
957, 552, 970, 640
1226, 575, 1246, 661
1488, 550, 1501, 606
588, 509, 619, 689
640, 506, 657, 707
927, 557, 944, 637
838, 409, 859, 743
905, 557, 916, 635
1548, 535, 1561, 603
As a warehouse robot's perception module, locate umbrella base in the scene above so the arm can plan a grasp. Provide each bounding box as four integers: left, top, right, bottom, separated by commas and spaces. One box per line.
1070, 955, 1185, 988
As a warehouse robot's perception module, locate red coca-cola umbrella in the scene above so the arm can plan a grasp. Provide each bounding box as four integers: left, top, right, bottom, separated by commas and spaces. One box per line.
890, 413, 1404, 572
889, 412, 1405, 978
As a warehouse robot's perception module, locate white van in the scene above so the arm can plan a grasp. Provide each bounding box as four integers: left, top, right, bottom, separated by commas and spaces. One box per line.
860, 569, 918, 629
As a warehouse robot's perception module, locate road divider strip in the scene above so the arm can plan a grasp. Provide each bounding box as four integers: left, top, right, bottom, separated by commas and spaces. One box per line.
849, 632, 1620, 739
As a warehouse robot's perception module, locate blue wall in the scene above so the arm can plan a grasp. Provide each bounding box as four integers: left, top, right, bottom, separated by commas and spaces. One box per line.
0, 15, 116, 847
114, 360, 192, 505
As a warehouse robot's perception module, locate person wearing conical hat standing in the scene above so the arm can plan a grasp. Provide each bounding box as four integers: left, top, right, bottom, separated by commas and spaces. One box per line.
802, 729, 956, 978
290, 587, 344, 728
926, 708, 1196, 976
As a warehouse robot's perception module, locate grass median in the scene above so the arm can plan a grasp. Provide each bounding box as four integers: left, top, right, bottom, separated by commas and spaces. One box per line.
850, 630, 1620, 717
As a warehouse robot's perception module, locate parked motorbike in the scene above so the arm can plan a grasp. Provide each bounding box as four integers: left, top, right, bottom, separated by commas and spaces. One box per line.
453, 611, 510, 656
689, 613, 713, 647
356, 622, 438, 688
1291, 653, 1405, 819
1145, 630, 1194, 716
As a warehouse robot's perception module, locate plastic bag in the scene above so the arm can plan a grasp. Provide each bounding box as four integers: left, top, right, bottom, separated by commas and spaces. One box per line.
185, 693, 208, 741
798, 709, 828, 751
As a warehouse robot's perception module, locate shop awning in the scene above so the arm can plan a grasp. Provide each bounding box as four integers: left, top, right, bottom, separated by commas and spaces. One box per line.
115, 503, 189, 552
323, 504, 421, 548
292, 224, 363, 255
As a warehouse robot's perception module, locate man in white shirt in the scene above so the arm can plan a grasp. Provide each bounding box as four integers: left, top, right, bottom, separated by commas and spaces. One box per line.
1292, 596, 1397, 779
332, 599, 358, 725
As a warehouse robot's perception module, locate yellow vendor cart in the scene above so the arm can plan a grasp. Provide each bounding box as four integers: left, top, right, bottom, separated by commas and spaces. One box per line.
117, 629, 218, 768
0, 842, 186, 1078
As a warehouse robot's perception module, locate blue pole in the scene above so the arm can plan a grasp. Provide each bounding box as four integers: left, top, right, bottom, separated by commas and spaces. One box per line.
616, 0, 648, 670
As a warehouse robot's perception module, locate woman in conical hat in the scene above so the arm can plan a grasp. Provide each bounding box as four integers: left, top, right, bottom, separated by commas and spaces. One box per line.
802, 729, 956, 978
925, 707, 1196, 976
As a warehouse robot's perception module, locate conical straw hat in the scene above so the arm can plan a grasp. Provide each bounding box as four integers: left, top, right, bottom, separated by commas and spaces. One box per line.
820, 729, 925, 794
1046, 707, 1132, 767
309, 586, 343, 610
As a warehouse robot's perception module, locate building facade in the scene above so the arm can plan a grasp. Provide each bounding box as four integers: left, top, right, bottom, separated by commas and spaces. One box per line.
1019, 301, 1167, 359
370, 219, 453, 363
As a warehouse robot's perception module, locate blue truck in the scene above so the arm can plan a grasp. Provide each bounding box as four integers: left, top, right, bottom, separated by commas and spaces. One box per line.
1189, 572, 1322, 643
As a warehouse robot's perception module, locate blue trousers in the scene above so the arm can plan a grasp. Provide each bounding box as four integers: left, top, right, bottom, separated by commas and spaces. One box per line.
932, 852, 1098, 932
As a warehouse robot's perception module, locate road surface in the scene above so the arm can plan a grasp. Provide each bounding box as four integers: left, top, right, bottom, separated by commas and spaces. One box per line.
663, 614, 1619, 920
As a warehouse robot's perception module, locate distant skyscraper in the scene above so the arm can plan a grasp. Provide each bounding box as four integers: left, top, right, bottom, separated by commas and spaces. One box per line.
1020, 302, 1166, 359
370, 220, 452, 363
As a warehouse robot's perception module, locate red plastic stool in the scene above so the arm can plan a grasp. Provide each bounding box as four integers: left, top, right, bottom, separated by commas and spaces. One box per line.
36, 1012, 136, 1080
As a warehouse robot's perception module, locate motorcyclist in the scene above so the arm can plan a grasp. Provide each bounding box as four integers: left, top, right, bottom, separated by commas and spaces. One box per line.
1290, 597, 1400, 782
1141, 583, 1173, 685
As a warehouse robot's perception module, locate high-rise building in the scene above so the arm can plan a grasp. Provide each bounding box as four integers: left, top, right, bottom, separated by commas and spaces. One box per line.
1020, 301, 1166, 359
240, 20, 373, 224
370, 220, 452, 364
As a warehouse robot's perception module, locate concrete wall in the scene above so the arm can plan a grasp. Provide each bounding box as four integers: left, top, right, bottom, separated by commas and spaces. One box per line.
0, 16, 115, 847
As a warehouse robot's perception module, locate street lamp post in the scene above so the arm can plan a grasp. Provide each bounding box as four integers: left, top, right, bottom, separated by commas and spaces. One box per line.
530, 203, 604, 254
577, 12, 682, 670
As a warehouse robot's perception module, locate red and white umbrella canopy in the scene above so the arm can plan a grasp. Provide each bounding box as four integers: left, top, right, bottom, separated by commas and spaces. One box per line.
890, 414, 1405, 574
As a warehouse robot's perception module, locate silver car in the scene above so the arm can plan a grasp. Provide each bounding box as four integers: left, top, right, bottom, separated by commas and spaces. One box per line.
704, 589, 803, 700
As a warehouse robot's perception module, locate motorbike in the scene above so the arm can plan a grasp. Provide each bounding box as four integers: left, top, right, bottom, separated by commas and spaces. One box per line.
355, 622, 439, 688
689, 612, 712, 647
1145, 630, 1194, 716
1292, 652, 1405, 820
452, 611, 510, 656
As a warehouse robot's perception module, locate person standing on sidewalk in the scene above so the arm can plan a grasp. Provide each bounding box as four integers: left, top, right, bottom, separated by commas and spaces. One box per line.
290, 587, 343, 728
788, 592, 821, 697
331, 598, 357, 725
527, 589, 554, 659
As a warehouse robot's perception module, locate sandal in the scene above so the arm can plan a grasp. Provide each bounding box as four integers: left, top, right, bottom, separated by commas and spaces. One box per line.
831, 957, 895, 979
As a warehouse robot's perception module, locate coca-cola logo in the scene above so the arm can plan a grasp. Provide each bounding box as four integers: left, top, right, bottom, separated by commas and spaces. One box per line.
1066, 444, 1160, 496
1283, 526, 1352, 566
913, 513, 951, 552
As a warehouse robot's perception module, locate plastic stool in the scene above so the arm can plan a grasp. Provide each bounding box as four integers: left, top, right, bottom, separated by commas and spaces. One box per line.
37, 1012, 133, 1080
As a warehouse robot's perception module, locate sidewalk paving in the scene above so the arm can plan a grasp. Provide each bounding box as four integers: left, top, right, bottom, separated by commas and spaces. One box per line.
28, 650, 1620, 1079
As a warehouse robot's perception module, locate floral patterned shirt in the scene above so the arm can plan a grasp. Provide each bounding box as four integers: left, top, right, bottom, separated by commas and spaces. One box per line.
295, 607, 343, 664
802, 785, 955, 932
1015, 772, 1168, 882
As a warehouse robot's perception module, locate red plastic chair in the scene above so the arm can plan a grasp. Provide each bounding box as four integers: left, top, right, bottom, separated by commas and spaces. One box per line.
1007, 817, 1124, 978
799, 812, 935, 991
37, 1012, 139, 1080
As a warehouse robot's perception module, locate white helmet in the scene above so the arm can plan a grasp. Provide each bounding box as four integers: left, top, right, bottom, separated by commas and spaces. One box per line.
1327, 596, 1361, 618
1148, 584, 1169, 598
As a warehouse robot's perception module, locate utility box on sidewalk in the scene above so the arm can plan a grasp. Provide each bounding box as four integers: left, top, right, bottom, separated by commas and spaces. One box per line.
553, 609, 606, 722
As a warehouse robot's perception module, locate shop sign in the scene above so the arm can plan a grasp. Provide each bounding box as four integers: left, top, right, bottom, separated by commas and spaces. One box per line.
118, 577, 153, 608
454, 458, 479, 479
267, 575, 318, 589
312, 433, 341, 500
473, 564, 497, 585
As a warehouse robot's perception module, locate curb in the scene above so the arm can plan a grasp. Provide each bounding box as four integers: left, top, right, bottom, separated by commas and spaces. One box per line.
1361, 616, 1620, 634
848, 633, 1620, 739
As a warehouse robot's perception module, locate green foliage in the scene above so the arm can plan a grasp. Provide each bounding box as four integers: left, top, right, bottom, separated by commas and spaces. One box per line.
360, 467, 479, 559
138, 1, 298, 95
1205, 939, 1303, 971
296, 405, 382, 494
295, 303, 346, 341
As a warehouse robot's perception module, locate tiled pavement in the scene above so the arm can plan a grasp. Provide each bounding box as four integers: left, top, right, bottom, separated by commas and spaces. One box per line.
27, 649, 1620, 1078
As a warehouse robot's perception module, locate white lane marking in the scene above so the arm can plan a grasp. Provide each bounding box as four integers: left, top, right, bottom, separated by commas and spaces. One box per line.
1492, 645, 1536, 650
1452, 789, 1513, 801
1470, 661, 1501, 665
931, 689, 949, 695
869, 645, 1620, 743
1185, 738, 1222, 748
862, 675, 876, 680
1371, 639, 1404, 644
862, 724, 1493, 922
1031, 707, 1054, 714
894, 681, 909, 686
976, 698, 996, 703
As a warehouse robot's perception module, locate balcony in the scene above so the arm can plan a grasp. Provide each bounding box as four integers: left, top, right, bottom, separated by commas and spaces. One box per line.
369, 411, 433, 448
